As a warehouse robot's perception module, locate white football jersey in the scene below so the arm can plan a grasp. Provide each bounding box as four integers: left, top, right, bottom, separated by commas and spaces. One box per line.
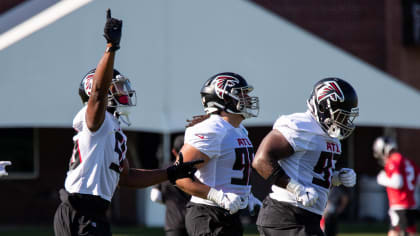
64, 106, 127, 202
269, 110, 341, 215
185, 115, 253, 206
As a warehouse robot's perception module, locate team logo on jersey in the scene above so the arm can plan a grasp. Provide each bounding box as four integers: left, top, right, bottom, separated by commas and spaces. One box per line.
84, 73, 94, 96
195, 134, 205, 139
316, 81, 344, 103
212, 75, 240, 99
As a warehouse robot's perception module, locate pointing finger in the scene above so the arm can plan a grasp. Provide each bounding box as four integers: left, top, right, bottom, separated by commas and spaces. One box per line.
106, 8, 111, 19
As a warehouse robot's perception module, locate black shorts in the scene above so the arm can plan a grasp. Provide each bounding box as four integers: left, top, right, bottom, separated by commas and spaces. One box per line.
53, 190, 111, 236
256, 197, 324, 236
185, 202, 243, 236
389, 209, 417, 232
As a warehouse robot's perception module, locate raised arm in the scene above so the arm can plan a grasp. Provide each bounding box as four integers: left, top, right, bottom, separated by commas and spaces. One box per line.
86, 9, 122, 131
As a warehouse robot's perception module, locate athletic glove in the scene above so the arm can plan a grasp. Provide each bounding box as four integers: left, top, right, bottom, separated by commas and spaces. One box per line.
207, 188, 244, 214
103, 8, 122, 52
332, 168, 356, 187
0, 161, 11, 177
248, 193, 262, 216
150, 187, 163, 204
166, 152, 203, 184
286, 178, 318, 207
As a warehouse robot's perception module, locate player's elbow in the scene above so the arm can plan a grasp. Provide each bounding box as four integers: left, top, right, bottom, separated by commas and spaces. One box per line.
252, 154, 271, 179
252, 154, 263, 171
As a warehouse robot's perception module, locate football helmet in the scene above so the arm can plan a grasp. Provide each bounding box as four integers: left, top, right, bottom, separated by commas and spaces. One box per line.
200, 72, 259, 119
307, 77, 359, 140
79, 68, 136, 125
373, 136, 398, 163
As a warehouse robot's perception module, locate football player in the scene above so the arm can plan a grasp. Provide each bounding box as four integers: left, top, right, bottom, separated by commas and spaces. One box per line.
53, 9, 202, 236
373, 136, 420, 236
175, 72, 262, 236
252, 78, 359, 236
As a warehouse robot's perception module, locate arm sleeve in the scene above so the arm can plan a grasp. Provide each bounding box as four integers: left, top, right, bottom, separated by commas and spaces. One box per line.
273, 116, 312, 152
185, 127, 222, 159
75, 107, 113, 137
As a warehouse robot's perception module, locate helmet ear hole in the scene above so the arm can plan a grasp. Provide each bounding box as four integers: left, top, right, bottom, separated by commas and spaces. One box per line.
318, 102, 326, 113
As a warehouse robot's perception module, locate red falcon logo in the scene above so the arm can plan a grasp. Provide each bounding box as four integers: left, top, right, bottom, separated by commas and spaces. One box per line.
212, 75, 239, 99
316, 81, 344, 102
84, 73, 94, 96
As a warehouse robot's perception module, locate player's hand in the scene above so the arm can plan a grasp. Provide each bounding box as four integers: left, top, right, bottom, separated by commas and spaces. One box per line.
286, 179, 318, 207
207, 188, 244, 214
338, 168, 356, 187
166, 152, 203, 184
0, 161, 12, 177
296, 186, 318, 207
376, 170, 387, 186
103, 8, 122, 51
150, 187, 163, 204
248, 193, 262, 216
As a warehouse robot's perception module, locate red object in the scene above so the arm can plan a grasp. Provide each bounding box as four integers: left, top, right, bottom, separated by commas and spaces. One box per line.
117, 95, 129, 104
384, 152, 420, 208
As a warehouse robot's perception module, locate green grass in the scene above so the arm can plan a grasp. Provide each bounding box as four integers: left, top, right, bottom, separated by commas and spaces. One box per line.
0, 223, 389, 236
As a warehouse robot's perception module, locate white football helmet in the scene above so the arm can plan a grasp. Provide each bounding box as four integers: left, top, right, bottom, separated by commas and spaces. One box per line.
373, 136, 398, 165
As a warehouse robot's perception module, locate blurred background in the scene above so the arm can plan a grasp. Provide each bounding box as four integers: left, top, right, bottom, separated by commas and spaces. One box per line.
1, 0, 420, 235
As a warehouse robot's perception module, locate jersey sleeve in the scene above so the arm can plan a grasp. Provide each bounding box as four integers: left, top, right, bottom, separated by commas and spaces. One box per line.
74, 106, 114, 138
184, 126, 222, 159
273, 116, 312, 152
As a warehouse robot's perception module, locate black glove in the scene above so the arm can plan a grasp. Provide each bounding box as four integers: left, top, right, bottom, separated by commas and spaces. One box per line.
103, 8, 122, 52
166, 152, 204, 184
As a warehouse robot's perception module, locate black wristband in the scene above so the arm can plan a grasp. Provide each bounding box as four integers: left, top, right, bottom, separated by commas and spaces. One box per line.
266, 165, 287, 185
166, 166, 176, 185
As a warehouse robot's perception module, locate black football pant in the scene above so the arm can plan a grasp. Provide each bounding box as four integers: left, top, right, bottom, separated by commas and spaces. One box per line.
53, 189, 111, 236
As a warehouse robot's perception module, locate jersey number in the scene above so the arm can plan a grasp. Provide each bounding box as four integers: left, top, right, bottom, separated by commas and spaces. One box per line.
110, 131, 126, 174
231, 147, 254, 185
69, 141, 81, 170
312, 151, 337, 189
405, 160, 416, 191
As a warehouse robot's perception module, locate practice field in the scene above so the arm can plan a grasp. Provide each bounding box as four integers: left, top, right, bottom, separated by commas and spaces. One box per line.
0, 222, 390, 236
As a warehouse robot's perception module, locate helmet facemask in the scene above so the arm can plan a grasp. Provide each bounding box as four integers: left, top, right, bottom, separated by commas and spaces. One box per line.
108, 75, 137, 126
323, 99, 359, 139
227, 86, 259, 119
201, 73, 259, 119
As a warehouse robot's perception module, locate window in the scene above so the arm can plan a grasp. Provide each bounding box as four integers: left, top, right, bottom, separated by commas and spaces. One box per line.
0, 128, 39, 179
402, 0, 420, 46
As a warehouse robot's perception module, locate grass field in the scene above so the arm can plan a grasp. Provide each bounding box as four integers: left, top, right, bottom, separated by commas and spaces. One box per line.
0, 222, 390, 236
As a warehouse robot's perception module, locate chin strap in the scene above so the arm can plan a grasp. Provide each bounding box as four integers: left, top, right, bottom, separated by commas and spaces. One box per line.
112, 110, 131, 126
119, 115, 131, 126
